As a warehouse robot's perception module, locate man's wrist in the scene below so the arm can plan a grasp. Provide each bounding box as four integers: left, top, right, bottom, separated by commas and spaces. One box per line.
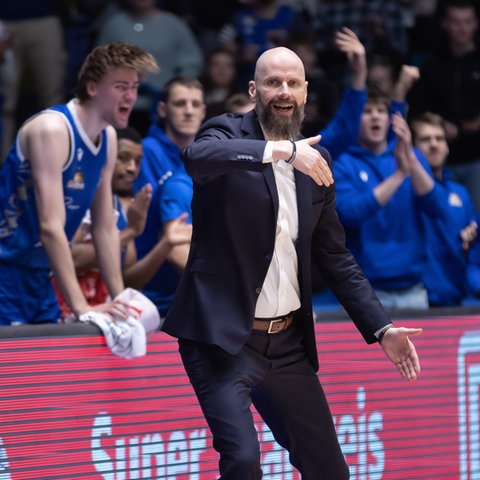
120, 226, 138, 246
286, 140, 296, 164
376, 324, 394, 343
271, 140, 295, 163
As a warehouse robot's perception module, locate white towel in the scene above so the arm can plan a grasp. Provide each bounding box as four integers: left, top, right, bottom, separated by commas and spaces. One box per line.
76, 288, 160, 358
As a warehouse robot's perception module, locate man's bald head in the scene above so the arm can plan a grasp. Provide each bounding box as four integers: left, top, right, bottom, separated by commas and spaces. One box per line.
254, 47, 306, 83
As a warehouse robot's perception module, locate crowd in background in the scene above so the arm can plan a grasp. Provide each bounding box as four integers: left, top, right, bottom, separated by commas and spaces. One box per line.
0, 0, 444, 153
2, 0, 480, 321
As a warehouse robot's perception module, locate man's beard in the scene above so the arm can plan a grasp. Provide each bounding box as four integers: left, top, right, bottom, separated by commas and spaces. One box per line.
256, 98, 304, 140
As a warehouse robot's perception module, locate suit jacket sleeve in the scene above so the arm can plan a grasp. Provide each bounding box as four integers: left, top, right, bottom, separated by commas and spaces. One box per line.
311, 179, 391, 343
181, 113, 269, 182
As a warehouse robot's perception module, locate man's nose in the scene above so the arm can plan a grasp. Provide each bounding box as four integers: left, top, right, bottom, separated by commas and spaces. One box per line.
185, 102, 196, 114
277, 82, 290, 95
126, 158, 137, 171
125, 87, 137, 102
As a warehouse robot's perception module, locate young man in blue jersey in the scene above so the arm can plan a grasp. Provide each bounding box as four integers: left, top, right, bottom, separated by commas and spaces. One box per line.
53, 126, 192, 319
134, 76, 206, 191
134, 76, 205, 318
0, 43, 158, 325
333, 87, 445, 309
410, 112, 477, 306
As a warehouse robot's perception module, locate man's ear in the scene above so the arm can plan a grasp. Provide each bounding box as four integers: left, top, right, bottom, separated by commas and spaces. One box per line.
86, 79, 97, 98
157, 101, 167, 118
248, 81, 256, 102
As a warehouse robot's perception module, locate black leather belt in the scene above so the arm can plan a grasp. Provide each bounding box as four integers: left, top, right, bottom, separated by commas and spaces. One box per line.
253, 313, 294, 334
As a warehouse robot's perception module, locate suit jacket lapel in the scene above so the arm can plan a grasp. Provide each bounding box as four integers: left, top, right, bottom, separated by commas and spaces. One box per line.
294, 170, 312, 255
241, 112, 280, 217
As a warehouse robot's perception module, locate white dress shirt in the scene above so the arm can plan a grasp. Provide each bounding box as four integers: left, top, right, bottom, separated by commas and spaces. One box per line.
255, 142, 301, 318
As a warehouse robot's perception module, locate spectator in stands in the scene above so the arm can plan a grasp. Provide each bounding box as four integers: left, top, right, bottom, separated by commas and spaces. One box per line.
52, 126, 192, 318
410, 112, 477, 306
407, 0, 480, 210
135, 76, 205, 191
135, 167, 193, 318
0, 43, 158, 325
134, 76, 205, 317
95, 0, 204, 135
333, 87, 444, 310
313, 61, 419, 307
201, 47, 242, 120
0, 1, 68, 161
217, 0, 297, 90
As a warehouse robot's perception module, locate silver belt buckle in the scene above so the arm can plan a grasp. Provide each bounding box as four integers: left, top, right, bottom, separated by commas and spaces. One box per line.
268, 318, 284, 334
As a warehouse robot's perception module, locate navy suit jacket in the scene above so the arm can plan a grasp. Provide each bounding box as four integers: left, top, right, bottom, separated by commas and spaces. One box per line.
162, 109, 390, 370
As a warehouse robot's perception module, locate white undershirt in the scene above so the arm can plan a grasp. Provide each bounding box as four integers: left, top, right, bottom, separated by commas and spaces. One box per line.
255, 141, 301, 318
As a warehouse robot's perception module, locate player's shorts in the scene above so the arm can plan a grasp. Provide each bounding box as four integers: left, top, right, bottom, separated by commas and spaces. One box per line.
0, 262, 60, 325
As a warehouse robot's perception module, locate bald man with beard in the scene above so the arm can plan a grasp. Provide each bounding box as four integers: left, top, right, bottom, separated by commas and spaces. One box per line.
162, 46, 423, 479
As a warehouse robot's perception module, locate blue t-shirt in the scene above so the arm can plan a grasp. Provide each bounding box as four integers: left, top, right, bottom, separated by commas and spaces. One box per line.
135, 169, 193, 317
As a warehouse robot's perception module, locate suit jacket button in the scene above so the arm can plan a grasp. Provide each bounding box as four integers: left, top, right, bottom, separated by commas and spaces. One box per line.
255, 287, 261, 295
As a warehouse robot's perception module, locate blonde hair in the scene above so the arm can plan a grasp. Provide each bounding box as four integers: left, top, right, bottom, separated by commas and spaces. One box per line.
76, 43, 159, 101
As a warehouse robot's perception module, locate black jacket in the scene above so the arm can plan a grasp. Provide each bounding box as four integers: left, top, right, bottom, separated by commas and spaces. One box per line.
162, 109, 390, 370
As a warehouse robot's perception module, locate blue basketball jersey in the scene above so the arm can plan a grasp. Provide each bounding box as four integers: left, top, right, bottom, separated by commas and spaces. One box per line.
0, 99, 109, 268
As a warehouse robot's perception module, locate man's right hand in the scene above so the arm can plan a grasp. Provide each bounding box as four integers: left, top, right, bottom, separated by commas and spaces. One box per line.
291, 136, 334, 187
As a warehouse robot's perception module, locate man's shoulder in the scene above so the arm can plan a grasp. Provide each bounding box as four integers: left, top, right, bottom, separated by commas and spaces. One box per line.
19, 107, 71, 157
201, 111, 249, 128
